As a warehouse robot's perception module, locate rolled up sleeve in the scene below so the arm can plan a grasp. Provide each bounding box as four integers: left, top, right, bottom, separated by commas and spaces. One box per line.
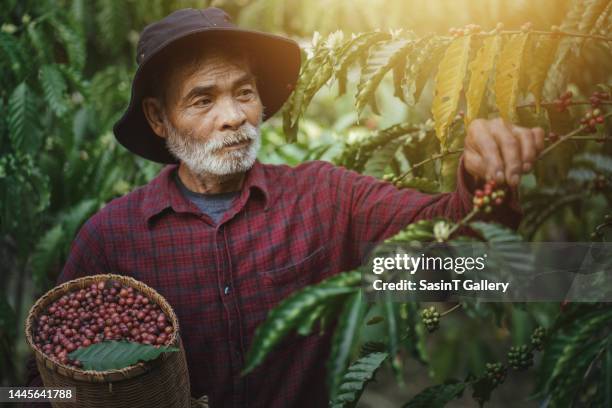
329, 154, 522, 262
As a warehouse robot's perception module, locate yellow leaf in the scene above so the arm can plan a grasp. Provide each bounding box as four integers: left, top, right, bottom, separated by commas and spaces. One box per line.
527, 35, 560, 113
494, 33, 530, 123
400, 35, 447, 105
578, 0, 610, 33
465, 35, 501, 125
431, 36, 472, 146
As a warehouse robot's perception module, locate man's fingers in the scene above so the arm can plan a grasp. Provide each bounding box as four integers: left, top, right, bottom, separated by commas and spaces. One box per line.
492, 120, 523, 186
471, 129, 504, 183
512, 126, 536, 172
464, 149, 487, 181
465, 119, 547, 184
532, 127, 545, 152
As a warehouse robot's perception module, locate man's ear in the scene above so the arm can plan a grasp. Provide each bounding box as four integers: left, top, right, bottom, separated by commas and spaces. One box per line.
142, 97, 167, 139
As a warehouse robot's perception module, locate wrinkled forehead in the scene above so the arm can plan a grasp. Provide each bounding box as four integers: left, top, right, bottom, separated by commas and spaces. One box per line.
168, 49, 256, 99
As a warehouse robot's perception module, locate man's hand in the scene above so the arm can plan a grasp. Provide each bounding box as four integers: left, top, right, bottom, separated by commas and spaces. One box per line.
464, 117, 545, 187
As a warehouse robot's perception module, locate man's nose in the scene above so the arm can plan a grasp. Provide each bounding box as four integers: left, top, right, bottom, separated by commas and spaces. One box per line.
220, 99, 247, 131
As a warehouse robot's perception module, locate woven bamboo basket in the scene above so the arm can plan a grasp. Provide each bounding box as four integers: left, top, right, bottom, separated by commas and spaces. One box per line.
25, 274, 193, 408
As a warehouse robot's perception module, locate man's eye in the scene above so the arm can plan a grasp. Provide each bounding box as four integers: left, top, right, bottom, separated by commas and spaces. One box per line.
196, 99, 212, 106
239, 89, 253, 96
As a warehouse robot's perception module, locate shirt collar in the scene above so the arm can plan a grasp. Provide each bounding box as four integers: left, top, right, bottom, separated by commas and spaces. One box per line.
142, 159, 271, 223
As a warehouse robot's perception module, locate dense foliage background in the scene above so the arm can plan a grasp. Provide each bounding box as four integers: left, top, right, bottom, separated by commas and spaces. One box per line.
1, 0, 611, 406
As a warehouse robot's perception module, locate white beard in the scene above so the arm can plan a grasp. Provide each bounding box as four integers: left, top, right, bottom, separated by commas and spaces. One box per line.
163, 115, 262, 176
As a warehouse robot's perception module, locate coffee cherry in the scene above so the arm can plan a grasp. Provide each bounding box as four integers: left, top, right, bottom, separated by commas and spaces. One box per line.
33, 279, 174, 368
485, 362, 507, 386
530, 327, 546, 351
420, 306, 440, 333
473, 180, 506, 212
555, 90, 575, 112
507, 345, 533, 371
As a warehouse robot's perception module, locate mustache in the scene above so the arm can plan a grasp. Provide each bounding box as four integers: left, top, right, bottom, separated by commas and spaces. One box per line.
161, 112, 262, 155
207, 123, 260, 153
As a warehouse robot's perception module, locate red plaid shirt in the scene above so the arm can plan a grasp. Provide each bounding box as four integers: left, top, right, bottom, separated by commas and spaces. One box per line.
26, 156, 520, 407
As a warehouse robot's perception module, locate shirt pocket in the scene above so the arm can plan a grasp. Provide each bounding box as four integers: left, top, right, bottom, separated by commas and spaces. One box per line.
256, 244, 330, 310
258, 244, 329, 287
253, 245, 332, 349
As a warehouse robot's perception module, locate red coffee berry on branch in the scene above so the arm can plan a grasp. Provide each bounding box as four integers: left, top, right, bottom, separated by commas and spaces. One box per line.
472, 180, 506, 213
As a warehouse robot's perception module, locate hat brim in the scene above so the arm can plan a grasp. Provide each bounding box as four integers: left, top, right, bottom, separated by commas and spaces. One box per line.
113, 28, 301, 164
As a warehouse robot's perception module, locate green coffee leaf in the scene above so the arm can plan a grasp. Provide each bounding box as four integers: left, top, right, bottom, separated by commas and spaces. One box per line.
330, 352, 388, 408
402, 380, 465, 408
242, 271, 360, 375
68, 340, 178, 371
327, 292, 367, 400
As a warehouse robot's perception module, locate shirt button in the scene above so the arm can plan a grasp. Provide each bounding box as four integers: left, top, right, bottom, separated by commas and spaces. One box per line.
224, 285, 230, 295
231, 344, 242, 359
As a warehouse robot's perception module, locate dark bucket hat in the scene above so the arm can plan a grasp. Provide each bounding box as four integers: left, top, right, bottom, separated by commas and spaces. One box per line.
112, 7, 301, 164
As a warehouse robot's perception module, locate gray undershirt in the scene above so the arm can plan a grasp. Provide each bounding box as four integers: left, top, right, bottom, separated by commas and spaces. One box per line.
174, 171, 240, 224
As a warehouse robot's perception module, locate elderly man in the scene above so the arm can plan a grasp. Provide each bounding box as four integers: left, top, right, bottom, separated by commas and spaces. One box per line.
26, 7, 544, 408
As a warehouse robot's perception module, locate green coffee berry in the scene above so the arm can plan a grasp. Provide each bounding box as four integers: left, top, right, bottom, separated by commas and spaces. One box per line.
485, 362, 507, 386
420, 306, 440, 333
530, 326, 546, 351
507, 345, 533, 371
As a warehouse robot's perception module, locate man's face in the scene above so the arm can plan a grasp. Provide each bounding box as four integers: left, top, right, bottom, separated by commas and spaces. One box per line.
159, 52, 264, 176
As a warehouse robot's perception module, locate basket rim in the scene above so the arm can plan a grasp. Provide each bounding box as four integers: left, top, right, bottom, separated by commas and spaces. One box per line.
25, 273, 182, 381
